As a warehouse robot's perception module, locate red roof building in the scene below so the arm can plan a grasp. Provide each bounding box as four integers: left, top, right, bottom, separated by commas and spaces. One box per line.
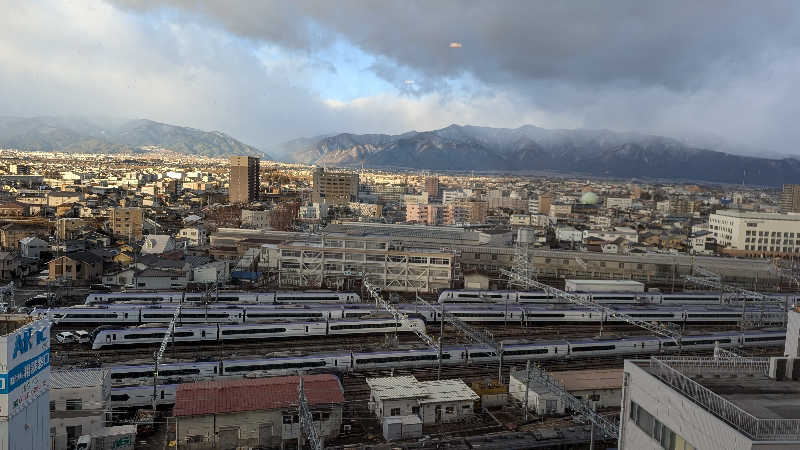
174, 374, 345, 448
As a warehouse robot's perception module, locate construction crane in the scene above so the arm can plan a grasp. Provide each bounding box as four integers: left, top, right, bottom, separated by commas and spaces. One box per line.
415, 294, 503, 382
297, 377, 323, 450
152, 293, 184, 411
500, 268, 682, 343
362, 279, 438, 350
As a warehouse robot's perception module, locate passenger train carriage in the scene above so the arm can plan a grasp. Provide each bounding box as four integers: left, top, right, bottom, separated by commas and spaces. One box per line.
107, 329, 787, 408
90, 317, 426, 350
438, 289, 798, 306
86, 290, 360, 305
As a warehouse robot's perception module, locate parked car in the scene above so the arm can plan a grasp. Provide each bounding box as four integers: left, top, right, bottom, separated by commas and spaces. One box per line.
56, 331, 76, 344
74, 330, 90, 344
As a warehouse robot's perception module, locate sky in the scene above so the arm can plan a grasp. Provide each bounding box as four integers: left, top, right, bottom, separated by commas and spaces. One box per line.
3, 0, 800, 155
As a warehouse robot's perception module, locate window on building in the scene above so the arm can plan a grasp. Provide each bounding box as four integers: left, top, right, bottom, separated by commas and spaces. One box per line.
49, 401, 55, 411
412, 406, 420, 415
66, 399, 82, 410
390, 407, 401, 416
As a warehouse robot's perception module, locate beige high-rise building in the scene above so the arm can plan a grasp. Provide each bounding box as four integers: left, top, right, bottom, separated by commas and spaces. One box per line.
311, 167, 359, 205
444, 200, 488, 225
110, 207, 143, 241
780, 184, 800, 213
229, 156, 260, 204
423, 176, 440, 198
538, 193, 552, 215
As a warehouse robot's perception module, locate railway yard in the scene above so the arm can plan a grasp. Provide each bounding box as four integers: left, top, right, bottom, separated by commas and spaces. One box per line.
39, 288, 790, 449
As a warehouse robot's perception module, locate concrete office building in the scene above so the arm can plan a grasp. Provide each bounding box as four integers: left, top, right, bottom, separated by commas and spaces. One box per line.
229, 156, 260, 204
311, 167, 359, 205
709, 209, 800, 257
538, 193, 553, 215
620, 352, 800, 449
0, 316, 51, 450
109, 207, 143, 241
780, 184, 800, 213
50, 369, 110, 450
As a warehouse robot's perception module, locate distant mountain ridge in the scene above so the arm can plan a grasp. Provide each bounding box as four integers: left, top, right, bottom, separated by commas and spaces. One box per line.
279, 124, 800, 185
0, 116, 268, 158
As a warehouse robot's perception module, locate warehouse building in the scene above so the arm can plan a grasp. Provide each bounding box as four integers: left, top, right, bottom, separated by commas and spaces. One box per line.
174, 375, 344, 449
509, 368, 623, 416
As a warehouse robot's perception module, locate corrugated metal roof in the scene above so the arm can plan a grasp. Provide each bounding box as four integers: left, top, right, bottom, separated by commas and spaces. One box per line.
417, 380, 480, 404
366, 376, 479, 403
50, 369, 108, 389
173, 374, 344, 417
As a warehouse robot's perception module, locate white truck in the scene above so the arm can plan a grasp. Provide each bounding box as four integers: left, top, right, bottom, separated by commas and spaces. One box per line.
76, 425, 136, 450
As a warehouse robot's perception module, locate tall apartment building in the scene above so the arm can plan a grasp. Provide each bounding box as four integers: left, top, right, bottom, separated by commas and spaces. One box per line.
780, 184, 800, 213
423, 176, 440, 198
538, 193, 553, 215
709, 209, 800, 257
311, 168, 359, 206
0, 316, 51, 449
406, 203, 442, 225
229, 156, 260, 204
444, 200, 488, 225
109, 207, 143, 241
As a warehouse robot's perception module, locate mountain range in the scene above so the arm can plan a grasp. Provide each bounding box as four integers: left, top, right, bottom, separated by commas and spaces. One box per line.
278, 124, 800, 185
0, 116, 267, 158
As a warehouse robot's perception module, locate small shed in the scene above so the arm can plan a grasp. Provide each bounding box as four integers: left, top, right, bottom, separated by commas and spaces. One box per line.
509, 368, 623, 416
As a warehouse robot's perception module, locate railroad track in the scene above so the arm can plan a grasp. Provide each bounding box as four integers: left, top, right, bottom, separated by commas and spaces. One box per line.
52, 321, 765, 368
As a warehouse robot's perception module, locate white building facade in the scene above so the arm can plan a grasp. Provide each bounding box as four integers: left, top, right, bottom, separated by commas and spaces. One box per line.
0, 316, 51, 450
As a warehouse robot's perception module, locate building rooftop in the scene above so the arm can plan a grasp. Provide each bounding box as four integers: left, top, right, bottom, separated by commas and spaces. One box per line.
552, 368, 623, 392
0, 315, 37, 337
366, 375, 479, 404
173, 374, 344, 417
635, 357, 800, 440
714, 209, 800, 221
51, 368, 108, 389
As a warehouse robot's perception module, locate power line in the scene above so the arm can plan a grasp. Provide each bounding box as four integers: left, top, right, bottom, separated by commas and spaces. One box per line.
500, 268, 681, 343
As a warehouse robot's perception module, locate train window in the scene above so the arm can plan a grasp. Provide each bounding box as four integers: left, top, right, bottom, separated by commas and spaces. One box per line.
503, 348, 548, 356
224, 360, 326, 372
745, 336, 783, 342
330, 322, 402, 330
160, 390, 165, 400
201, 331, 206, 337
526, 313, 566, 318
110, 394, 129, 402
221, 328, 287, 335
305, 326, 309, 333
571, 345, 615, 352
124, 332, 167, 339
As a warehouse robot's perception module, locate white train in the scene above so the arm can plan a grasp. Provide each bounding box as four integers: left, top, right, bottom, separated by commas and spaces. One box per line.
438, 289, 797, 306
46, 302, 786, 328
90, 317, 424, 350
107, 329, 786, 407
85, 290, 360, 305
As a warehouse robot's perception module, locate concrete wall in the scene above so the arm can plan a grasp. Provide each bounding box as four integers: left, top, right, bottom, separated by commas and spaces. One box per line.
177, 407, 342, 448
420, 401, 474, 425
621, 361, 763, 450
0, 393, 50, 450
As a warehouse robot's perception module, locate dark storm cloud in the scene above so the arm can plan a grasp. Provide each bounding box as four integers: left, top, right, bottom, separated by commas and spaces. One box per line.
112, 1, 800, 92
